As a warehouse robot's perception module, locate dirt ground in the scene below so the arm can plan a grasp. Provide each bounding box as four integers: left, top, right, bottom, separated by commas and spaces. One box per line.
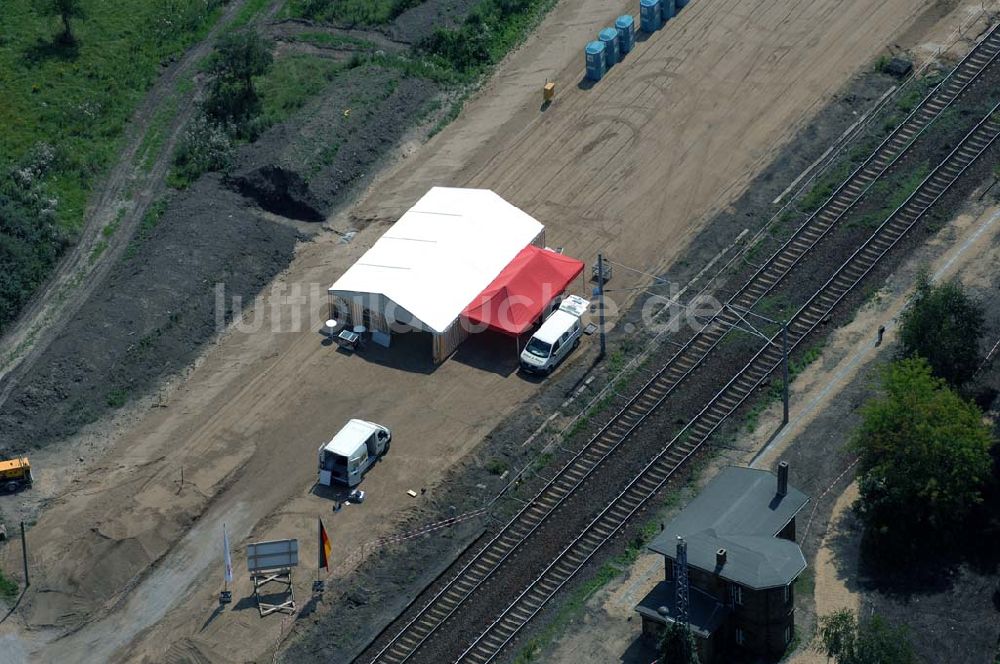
541, 186, 1000, 664
0, 0, 987, 662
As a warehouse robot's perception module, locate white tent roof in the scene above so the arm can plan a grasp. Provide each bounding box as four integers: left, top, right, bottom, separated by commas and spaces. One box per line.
329, 187, 544, 334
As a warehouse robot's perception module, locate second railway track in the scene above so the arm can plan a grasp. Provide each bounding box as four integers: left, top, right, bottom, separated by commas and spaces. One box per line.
457, 100, 1000, 664
359, 22, 1000, 664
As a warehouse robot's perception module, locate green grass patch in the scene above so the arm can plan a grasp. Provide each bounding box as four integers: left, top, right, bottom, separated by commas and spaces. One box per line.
780, 626, 805, 661
292, 32, 377, 50
88, 206, 125, 263
256, 54, 347, 125
847, 162, 930, 231
796, 158, 855, 214
746, 342, 826, 433
105, 387, 128, 408
418, 0, 559, 81
794, 566, 815, 598
0, 568, 18, 600
753, 293, 793, 323
231, 0, 272, 29
136, 95, 179, 172
124, 197, 168, 259
486, 458, 508, 475
531, 452, 554, 472
281, 0, 423, 26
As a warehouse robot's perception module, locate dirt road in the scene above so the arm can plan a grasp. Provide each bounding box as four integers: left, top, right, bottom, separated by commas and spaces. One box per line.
0, 0, 966, 661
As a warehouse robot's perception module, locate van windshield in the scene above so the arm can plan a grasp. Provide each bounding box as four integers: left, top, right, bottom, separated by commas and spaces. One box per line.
525, 338, 552, 358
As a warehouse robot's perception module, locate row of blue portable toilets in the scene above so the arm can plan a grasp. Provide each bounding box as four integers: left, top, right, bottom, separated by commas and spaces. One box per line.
585, 0, 690, 81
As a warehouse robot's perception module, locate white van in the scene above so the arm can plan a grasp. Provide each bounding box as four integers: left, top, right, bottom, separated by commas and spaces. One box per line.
318, 419, 391, 487
520, 296, 589, 375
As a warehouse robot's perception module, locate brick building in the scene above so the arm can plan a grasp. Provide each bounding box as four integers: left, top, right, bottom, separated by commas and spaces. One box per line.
635, 463, 809, 662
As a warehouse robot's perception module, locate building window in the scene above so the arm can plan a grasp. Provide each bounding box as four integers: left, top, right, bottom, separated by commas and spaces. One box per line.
784, 583, 791, 603
731, 583, 743, 606
736, 628, 746, 646
784, 625, 792, 645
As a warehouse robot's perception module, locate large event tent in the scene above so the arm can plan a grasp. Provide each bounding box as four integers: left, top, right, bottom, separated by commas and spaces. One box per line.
329, 187, 583, 362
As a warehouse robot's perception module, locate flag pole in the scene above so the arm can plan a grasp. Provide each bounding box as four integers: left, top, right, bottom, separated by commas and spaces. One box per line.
220, 523, 233, 604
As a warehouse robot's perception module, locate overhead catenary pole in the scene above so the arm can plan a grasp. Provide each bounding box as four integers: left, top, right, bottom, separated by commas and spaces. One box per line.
20, 521, 29, 588
597, 253, 607, 359
781, 321, 789, 425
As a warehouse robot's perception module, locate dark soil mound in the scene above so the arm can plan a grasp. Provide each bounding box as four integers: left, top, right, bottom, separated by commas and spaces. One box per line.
229, 65, 439, 220
0, 175, 299, 452
231, 164, 326, 221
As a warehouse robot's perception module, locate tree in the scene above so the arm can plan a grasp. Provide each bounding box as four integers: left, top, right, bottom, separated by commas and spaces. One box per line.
39, 0, 85, 44
817, 609, 916, 664
899, 272, 984, 387
851, 358, 994, 551
659, 622, 700, 664
204, 30, 273, 128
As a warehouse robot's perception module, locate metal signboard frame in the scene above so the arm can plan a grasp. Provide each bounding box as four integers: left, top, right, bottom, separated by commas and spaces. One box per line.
247, 538, 299, 573
247, 539, 299, 616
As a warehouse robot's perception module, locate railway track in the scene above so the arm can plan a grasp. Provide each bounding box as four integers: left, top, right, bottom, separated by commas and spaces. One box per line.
457, 100, 1000, 664
360, 23, 1000, 664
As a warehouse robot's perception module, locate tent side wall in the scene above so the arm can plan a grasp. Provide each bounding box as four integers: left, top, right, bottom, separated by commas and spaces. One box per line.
327, 291, 422, 336
432, 319, 470, 363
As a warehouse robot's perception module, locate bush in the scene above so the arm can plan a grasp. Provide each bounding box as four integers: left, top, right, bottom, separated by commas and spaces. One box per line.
851, 358, 994, 553
899, 272, 985, 387
0, 568, 17, 599
150, 0, 223, 45
485, 458, 508, 475
817, 609, 915, 664
417, 0, 553, 77
169, 114, 234, 188
659, 622, 699, 664
203, 29, 273, 133
0, 147, 69, 334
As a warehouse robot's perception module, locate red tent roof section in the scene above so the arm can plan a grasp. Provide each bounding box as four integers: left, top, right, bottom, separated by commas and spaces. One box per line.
462, 246, 585, 336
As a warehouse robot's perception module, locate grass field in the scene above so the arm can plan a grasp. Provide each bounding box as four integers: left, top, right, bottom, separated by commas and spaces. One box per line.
0, 0, 224, 230
0, 0, 224, 332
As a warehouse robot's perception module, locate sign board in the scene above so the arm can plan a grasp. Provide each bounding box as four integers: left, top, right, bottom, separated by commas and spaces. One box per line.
247, 538, 299, 573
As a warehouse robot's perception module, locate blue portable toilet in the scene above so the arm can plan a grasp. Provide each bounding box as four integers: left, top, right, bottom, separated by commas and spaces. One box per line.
585, 41, 606, 82
598, 27, 620, 68
662, 0, 676, 21
639, 0, 662, 33
615, 15, 635, 55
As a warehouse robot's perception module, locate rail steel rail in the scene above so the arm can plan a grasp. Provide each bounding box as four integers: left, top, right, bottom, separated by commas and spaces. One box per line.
458, 103, 1000, 664
361, 23, 1000, 664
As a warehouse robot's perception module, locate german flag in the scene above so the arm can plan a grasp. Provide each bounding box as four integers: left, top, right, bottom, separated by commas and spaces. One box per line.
319, 518, 332, 571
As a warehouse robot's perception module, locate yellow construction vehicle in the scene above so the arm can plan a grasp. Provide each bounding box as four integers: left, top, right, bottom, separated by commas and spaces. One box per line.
0, 457, 33, 493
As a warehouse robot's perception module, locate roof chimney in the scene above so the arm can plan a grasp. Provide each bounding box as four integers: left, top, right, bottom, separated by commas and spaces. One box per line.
777, 461, 789, 497
716, 548, 727, 567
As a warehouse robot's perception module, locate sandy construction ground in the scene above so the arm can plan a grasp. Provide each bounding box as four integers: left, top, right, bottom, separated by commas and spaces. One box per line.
0, 0, 978, 661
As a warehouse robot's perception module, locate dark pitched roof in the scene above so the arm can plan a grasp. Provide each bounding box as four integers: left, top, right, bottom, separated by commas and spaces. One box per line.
636, 580, 730, 638
648, 466, 809, 589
